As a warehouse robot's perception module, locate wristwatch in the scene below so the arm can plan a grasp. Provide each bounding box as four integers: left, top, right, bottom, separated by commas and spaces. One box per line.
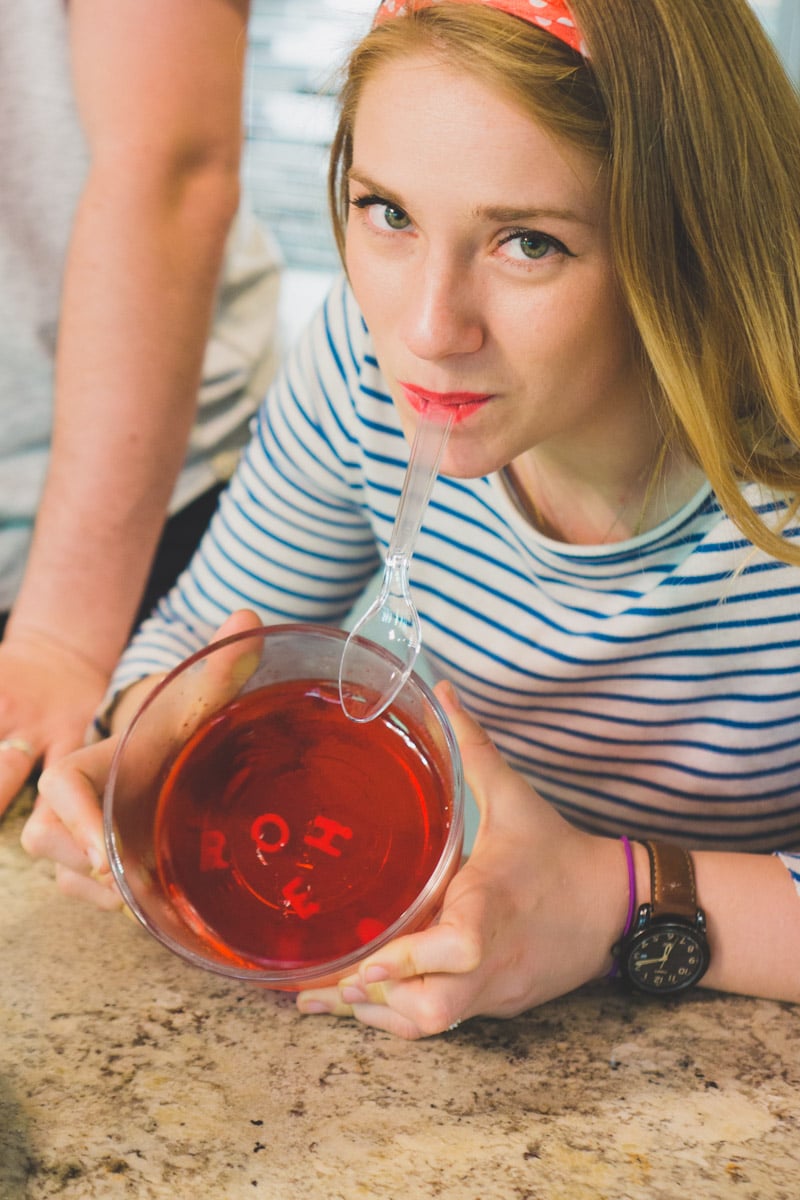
617, 840, 710, 995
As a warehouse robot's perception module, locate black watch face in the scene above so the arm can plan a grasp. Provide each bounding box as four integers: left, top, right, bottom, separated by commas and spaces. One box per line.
625, 924, 709, 994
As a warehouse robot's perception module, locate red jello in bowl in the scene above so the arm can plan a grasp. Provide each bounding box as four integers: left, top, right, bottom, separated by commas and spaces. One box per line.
103, 624, 464, 989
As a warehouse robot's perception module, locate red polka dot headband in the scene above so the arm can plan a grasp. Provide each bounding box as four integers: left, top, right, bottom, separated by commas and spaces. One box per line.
373, 0, 585, 57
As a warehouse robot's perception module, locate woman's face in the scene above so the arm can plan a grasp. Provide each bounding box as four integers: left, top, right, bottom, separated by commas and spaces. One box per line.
345, 52, 649, 481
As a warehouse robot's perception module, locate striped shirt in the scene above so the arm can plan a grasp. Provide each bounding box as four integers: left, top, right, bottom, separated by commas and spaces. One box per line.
112, 275, 800, 883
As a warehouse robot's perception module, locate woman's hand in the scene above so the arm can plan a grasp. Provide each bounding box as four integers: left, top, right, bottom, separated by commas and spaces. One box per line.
21, 734, 124, 909
0, 631, 109, 817
20, 608, 263, 909
297, 682, 630, 1039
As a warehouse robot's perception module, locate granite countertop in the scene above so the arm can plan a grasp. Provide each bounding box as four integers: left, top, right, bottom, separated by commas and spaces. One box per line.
1, 790, 798, 1200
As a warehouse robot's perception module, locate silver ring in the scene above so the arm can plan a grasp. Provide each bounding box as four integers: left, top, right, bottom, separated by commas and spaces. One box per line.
0, 736, 36, 759
447, 1021, 461, 1031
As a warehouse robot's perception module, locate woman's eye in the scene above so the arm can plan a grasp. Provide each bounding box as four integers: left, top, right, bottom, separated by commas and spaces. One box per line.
379, 203, 411, 231
499, 230, 571, 262
351, 194, 412, 233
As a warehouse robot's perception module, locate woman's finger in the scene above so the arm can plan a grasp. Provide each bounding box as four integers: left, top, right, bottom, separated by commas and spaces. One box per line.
298, 964, 475, 1038
356, 916, 481, 987
182, 608, 264, 715
122, 610, 264, 762
320, 894, 483, 1001
204, 608, 263, 683
297, 895, 487, 1034
20, 799, 91, 874
434, 681, 517, 828
55, 863, 124, 910
336, 1000, 433, 1041
22, 738, 117, 869
297, 985, 354, 1018
0, 737, 39, 815
297, 987, 426, 1038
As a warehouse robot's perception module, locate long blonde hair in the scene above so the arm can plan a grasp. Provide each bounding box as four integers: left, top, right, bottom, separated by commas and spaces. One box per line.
328, 0, 800, 564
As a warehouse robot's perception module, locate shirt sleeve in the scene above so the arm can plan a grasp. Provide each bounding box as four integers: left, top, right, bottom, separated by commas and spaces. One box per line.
775, 852, 800, 898
104, 276, 383, 703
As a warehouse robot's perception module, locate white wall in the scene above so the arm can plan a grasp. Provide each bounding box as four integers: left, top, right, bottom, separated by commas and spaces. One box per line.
751, 0, 800, 79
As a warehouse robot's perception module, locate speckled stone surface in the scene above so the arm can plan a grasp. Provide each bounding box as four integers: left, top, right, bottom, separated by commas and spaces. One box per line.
1, 791, 798, 1200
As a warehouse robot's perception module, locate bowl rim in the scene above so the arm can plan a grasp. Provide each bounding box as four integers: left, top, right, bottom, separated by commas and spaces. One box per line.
104, 622, 465, 987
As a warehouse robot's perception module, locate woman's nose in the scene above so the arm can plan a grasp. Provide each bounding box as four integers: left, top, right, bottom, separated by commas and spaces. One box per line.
401, 256, 484, 361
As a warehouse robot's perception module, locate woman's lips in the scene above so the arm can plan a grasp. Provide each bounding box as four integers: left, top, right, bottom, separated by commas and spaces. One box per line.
400, 382, 492, 424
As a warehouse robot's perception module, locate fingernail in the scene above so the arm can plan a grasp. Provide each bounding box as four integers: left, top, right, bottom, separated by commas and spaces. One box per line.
363, 965, 390, 983
340, 985, 367, 1004
441, 680, 462, 711
87, 844, 104, 871
298, 999, 331, 1015
231, 652, 261, 688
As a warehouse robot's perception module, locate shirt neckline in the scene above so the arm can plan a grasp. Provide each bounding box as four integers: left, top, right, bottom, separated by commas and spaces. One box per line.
492, 471, 715, 560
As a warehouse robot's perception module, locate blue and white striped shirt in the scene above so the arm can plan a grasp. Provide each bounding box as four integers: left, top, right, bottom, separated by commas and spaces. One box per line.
112, 276, 800, 882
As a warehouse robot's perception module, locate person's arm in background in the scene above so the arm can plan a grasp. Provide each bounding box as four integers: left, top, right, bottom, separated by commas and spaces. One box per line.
0, 0, 252, 811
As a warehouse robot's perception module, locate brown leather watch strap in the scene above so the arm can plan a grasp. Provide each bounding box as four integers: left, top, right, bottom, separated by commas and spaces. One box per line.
645, 840, 698, 921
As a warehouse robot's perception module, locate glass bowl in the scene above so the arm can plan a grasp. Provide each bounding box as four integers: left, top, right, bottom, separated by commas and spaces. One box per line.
103, 623, 464, 990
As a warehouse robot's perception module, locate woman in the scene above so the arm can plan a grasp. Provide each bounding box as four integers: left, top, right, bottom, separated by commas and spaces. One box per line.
22, 0, 800, 1037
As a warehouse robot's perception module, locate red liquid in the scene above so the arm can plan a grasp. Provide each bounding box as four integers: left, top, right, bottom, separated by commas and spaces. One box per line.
154, 678, 453, 973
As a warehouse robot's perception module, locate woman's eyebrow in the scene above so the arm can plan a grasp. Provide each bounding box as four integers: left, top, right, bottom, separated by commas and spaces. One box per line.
473, 203, 594, 226
347, 169, 394, 196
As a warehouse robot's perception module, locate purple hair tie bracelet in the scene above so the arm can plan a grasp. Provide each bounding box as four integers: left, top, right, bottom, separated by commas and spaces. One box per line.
608, 835, 636, 979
